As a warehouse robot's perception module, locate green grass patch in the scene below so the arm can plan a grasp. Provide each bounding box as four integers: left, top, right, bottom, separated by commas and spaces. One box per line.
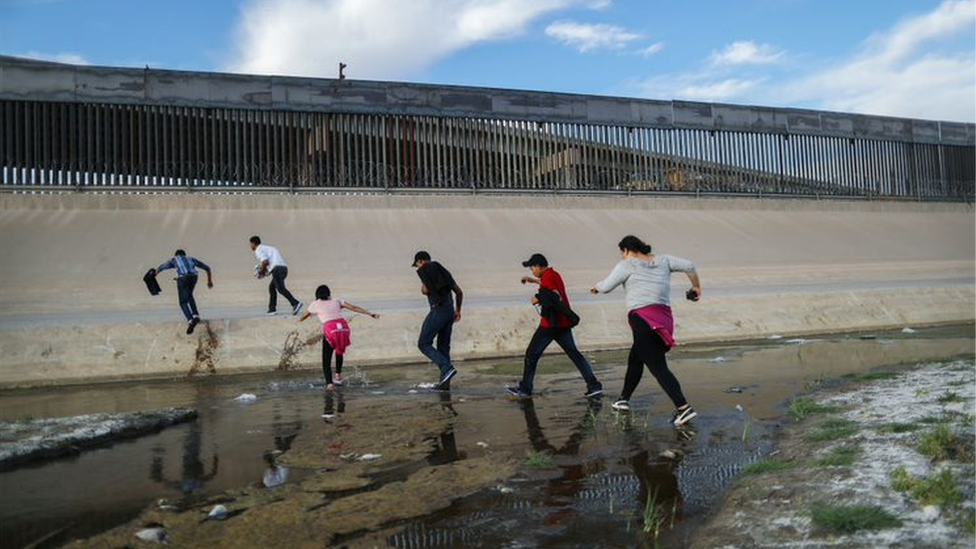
525, 451, 556, 468
741, 458, 796, 475
937, 391, 964, 404
878, 422, 921, 434
849, 370, 900, 382
809, 504, 901, 533
958, 507, 976, 535
890, 467, 962, 508
807, 419, 859, 442
787, 397, 840, 420
918, 424, 971, 461
815, 445, 861, 467
919, 415, 943, 424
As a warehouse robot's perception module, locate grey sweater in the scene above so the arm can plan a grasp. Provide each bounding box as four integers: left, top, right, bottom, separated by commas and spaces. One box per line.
595, 255, 696, 310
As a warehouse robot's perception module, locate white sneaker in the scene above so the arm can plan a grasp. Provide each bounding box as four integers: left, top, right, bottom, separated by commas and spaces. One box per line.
672, 406, 697, 426
611, 400, 630, 412
333, 373, 344, 385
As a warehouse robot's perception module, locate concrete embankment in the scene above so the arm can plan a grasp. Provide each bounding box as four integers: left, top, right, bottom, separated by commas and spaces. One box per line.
0, 193, 972, 387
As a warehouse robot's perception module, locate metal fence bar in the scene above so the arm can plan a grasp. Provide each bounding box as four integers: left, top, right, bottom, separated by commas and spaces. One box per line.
0, 99, 971, 200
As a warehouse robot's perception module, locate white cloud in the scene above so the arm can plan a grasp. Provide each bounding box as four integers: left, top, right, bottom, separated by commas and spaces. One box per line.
545, 20, 642, 52
784, 0, 975, 121
227, 0, 582, 79
15, 51, 88, 65
629, 73, 762, 102
635, 42, 664, 57
709, 41, 784, 66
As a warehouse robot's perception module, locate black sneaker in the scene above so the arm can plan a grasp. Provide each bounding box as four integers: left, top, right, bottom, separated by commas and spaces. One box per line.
186, 317, 200, 335
437, 368, 457, 390
506, 386, 531, 398
584, 386, 603, 398
292, 301, 305, 316
671, 406, 697, 426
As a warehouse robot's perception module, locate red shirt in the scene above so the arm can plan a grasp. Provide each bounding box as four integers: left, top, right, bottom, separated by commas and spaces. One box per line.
539, 268, 572, 329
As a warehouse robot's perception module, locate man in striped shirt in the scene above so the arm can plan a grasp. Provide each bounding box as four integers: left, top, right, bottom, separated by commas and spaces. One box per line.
152, 249, 214, 334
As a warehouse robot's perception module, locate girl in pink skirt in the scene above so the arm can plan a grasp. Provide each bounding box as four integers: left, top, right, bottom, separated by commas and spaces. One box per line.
298, 285, 380, 390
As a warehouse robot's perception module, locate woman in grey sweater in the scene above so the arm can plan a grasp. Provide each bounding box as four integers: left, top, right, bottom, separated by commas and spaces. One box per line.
590, 235, 701, 426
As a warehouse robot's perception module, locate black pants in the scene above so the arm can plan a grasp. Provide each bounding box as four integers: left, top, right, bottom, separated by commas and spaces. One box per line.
322, 337, 344, 383
176, 274, 199, 321
621, 312, 688, 408
268, 266, 299, 312
519, 327, 601, 395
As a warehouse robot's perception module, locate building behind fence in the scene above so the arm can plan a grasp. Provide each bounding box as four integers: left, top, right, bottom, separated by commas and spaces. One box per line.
1, 56, 973, 200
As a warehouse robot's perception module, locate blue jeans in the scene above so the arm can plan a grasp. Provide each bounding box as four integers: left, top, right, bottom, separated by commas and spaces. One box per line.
519, 327, 601, 395
176, 274, 199, 321
418, 304, 455, 376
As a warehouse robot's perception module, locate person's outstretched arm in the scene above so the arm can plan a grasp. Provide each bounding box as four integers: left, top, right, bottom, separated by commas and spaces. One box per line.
154, 258, 175, 275
297, 311, 312, 322
590, 261, 629, 294
341, 301, 380, 319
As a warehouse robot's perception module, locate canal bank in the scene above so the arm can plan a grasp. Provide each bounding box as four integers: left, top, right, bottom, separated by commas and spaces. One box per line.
1, 193, 972, 388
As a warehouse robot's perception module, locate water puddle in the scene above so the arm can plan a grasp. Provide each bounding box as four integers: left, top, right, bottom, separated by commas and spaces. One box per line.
0, 323, 972, 548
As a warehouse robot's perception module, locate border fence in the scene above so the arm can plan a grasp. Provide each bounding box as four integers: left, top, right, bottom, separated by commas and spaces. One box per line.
1, 56, 973, 200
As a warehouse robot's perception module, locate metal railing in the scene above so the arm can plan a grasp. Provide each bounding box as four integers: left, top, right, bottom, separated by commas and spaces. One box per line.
1, 57, 973, 200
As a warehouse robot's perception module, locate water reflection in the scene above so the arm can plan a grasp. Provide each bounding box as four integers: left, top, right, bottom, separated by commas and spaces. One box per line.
322, 389, 346, 421
149, 419, 219, 496
262, 451, 289, 488
428, 393, 463, 465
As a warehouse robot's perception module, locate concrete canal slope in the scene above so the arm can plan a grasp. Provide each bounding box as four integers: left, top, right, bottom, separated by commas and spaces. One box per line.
0, 193, 972, 387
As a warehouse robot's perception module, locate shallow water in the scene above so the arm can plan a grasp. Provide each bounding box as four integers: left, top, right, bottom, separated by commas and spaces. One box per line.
0, 324, 973, 548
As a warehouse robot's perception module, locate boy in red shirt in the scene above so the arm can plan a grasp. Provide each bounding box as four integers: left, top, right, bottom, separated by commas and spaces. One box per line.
507, 253, 603, 398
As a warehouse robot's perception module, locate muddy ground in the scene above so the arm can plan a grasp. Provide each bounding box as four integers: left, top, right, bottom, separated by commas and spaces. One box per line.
1, 325, 973, 549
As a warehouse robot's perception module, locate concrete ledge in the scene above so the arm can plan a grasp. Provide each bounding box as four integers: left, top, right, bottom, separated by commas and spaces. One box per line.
1, 286, 971, 388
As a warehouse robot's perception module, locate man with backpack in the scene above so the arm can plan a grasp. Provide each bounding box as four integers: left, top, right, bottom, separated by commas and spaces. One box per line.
507, 253, 603, 399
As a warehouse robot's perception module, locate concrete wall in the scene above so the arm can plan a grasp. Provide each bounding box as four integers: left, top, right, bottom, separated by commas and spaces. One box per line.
0, 193, 973, 387
2, 55, 973, 145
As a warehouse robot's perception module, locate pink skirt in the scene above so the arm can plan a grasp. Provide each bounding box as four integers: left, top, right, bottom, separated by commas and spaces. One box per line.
322, 318, 351, 355
629, 304, 675, 352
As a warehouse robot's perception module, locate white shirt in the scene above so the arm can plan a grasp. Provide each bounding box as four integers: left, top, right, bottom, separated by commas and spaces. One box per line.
254, 244, 287, 270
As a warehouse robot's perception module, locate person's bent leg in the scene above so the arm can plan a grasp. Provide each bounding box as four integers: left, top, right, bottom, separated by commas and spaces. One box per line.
185, 275, 199, 318
321, 337, 334, 384
435, 308, 454, 363
268, 278, 278, 312
418, 307, 453, 376
272, 267, 299, 308
631, 315, 688, 408
553, 329, 601, 391
176, 277, 194, 321
619, 345, 645, 401
520, 328, 554, 395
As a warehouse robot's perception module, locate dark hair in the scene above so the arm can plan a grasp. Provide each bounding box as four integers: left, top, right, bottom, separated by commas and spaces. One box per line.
315, 285, 331, 300
249, 236, 261, 245
618, 235, 651, 254
174, 249, 186, 256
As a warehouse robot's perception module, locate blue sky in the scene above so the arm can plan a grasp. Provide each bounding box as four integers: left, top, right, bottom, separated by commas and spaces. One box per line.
1, 0, 974, 121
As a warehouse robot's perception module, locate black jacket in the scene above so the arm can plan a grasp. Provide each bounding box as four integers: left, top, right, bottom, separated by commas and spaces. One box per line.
143, 270, 162, 296
536, 288, 580, 328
